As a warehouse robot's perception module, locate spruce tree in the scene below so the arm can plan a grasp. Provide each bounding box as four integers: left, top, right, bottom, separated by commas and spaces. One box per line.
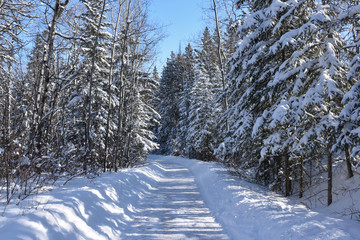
337, 5, 360, 175
220, 0, 295, 165
176, 44, 196, 157
158, 52, 183, 154
187, 28, 222, 160
68, 0, 110, 170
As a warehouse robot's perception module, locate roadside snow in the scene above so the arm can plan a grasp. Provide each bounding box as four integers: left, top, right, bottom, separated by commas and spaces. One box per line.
158, 155, 360, 240
298, 161, 360, 222
0, 155, 359, 240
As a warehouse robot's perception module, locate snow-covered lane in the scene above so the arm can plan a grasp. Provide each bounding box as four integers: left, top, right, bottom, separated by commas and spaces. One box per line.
153, 155, 360, 240
0, 155, 359, 240
125, 161, 229, 239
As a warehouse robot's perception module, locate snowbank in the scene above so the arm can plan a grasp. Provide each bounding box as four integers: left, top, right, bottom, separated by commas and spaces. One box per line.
298, 161, 360, 221
0, 163, 164, 239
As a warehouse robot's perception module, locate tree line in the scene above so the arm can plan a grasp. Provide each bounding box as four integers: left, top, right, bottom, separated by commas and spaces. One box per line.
0, 0, 161, 204
157, 0, 360, 205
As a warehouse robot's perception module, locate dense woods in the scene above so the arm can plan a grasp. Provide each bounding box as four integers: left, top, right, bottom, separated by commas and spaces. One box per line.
0, 0, 161, 203
1, 0, 359, 206
157, 0, 360, 204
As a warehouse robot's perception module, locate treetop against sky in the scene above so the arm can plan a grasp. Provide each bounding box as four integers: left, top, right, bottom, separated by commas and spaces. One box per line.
149, 0, 208, 69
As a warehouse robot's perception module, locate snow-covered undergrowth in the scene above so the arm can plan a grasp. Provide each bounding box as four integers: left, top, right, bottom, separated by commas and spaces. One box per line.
0, 155, 359, 240
298, 162, 360, 221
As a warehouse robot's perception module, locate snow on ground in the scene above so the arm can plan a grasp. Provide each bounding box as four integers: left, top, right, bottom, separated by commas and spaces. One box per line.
0, 155, 359, 240
298, 160, 360, 222
161, 156, 360, 240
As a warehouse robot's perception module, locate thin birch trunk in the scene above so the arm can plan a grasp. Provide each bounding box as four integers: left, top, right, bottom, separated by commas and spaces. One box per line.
212, 0, 229, 132
104, 0, 123, 172
35, 0, 69, 157
4, 59, 13, 204
115, 0, 132, 170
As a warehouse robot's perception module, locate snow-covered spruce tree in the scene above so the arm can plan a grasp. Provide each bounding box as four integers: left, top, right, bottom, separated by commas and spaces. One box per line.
175, 44, 196, 157
142, 70, 161, 152
123, 71, 159, 166
250, 0, 320, 189
66, 0, 110, 171
255, 1, 349, 199
220, 1, 349, 200
59, 34, 86, 174
187, 27, 223, 161
337, 4, 360, 178
146, 67, 162, 155
158, 52, 183, 154
151, 66, 161, 127
218, 0, 296, 167
290, 2, 349, 205
167, 52, 186, 155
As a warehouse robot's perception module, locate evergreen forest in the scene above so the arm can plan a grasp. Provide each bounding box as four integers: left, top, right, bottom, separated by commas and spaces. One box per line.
156, 0, 360, 204
1, 0, 360, 206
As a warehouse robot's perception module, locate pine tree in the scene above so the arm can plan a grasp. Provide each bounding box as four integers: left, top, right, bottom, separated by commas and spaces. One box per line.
125, 71, 159, 165
187, 28, 222, 160
337, 5, 360, 176
66, 0, 110, 171
176, 44, 196, 157
158, 52, 183, 154
260, 1, 349, 199
221, 1, 350, 201
220, 0, 295, 165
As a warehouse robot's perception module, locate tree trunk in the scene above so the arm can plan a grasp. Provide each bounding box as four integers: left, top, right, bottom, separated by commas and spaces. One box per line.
212, 0, 229, 132
104, 1, 122, 173
3, 46, 14, 204
283, 154, 291, 197
115, 0, 132, 170
327, 148, 333, 206
36, 0, 69, 156
345, 143, 354, 179
299, 156, 304, 198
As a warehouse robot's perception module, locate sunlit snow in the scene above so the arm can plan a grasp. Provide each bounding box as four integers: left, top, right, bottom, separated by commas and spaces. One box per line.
0, 155, 359, 239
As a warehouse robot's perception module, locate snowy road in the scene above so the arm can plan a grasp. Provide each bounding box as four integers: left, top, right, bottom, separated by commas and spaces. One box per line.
0, 155, 359, 240
124, 161, 229, 239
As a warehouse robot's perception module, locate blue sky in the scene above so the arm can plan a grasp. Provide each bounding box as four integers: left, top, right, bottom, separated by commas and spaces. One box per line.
149, 0, 209, 70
